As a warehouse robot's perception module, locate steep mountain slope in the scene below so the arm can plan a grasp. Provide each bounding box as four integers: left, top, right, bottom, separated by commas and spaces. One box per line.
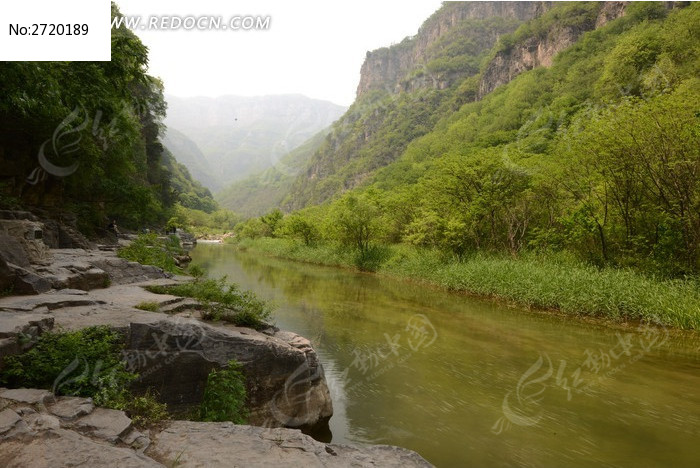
278, 1, 636, 211
164, 95, 346, 190
235, 1, 699, 275
162, 127, 218, 192
222, 1, 555, 214
216, 130, 329, 217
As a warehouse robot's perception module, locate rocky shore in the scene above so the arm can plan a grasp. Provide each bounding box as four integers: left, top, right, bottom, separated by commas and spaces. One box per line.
0, 211, 433, 467
0, 388, 431, 467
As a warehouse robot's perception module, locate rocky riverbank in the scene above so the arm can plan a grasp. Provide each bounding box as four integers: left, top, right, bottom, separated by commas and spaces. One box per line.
0, 211, 432, 467
0, 388, 431, 468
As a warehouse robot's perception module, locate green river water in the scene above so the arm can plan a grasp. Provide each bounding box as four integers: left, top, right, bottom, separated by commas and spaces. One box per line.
190, 243, 700, 468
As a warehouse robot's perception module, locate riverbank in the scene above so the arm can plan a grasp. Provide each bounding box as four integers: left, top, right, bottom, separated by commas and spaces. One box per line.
233, 237, 700, 330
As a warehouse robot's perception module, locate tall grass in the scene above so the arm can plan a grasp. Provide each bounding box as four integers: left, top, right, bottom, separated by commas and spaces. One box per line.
233, 238, 700, 330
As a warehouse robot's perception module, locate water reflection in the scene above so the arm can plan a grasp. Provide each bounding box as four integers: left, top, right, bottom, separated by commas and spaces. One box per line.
191, 244, 700, 468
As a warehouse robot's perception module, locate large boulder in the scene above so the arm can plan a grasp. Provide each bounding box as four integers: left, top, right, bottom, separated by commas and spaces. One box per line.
0, 220, 50, 266
4, 264, 52, 295
39, 219, 92, 250
126, 318, 333, 431
0, 234, 31, 269
89, 257, 169, 285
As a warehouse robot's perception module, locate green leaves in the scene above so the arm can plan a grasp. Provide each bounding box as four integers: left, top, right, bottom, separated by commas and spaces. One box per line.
146, 276, 273, 330
200, 360, 248, 424
0, 326, 136, 406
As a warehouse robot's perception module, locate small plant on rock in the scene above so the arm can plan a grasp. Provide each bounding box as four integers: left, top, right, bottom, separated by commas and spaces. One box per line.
199, 360, 248, 424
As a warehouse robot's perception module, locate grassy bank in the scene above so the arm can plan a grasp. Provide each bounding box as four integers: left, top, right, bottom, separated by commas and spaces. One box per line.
233, 238, 700, 330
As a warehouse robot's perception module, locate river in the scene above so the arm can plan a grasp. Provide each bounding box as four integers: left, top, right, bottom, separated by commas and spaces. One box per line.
190, 243, 700, 468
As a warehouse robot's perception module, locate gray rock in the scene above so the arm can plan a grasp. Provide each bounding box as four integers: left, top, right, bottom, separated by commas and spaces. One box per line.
72, 407, 133, 443
0, 388, 54, 405
148, 421, 434, 468
0, 256, 14, 292
127, 319, 333, 431
90, 256, 169, 285
8, 265, 52, 295
0, 389, 431, 468
0, 234, 30, 269
48, 396, 94, 420
0, 312, 53, 368
0, 220, 50, 265
24, 412, 60, 431
0, 409, 22, 435
0, 428, 165, 468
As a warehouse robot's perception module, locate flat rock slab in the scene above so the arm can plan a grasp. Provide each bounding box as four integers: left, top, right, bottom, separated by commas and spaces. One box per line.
0, 312, 54, 338
0, 409, 22, 435
0, 428, 164, 468
50, 304, 168, 332
148, 421, 434, 468
48, 396, 94, 420
73, 407, 133, 443
0, 388, 53, 405
0, 293, 103, 312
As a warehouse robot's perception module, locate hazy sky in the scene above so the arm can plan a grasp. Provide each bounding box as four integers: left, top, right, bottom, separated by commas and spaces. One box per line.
116, 0, 443, 106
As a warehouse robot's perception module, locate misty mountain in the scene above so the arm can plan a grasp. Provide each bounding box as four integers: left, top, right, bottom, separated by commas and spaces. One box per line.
162, 127, 219, 192
163, 94, 346, 192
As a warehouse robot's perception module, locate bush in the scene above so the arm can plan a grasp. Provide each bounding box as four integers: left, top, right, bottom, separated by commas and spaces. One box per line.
187, 264, 206, 279
200, 360, 248, 424
135, 301, 160, 312
117, 389, 169, 428
118, 233, 184, 273
353, 245, 391, 272
0, 327, 135, 407
146, 277, 273, 330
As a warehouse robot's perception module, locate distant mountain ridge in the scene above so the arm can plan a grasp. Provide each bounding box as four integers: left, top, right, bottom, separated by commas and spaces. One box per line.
162, 94, 346, 192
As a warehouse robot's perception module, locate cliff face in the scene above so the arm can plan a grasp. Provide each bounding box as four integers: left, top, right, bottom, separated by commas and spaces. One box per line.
478, 2, 629, 98
356, 2, 553, 98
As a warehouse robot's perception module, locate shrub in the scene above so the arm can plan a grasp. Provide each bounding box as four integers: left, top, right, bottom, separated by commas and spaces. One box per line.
118, 233, 184, 273
135, 301, 160, 312
187, 264, 206, 279
200, 360, 248, 424
353, 245, 391, 272
0, 327, 135, 406
117, 389, 169, 428
146, 277, 273, 330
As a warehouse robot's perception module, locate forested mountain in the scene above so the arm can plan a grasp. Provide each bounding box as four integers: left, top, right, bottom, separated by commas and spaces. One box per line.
164, 95, 346, 192
216, 130, 329, 217
235, 1, 700, 276
0, 3, 217, 231
162, 127, 218, 193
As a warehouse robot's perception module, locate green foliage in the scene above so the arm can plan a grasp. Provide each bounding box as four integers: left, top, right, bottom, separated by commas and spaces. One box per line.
187, 263, 206, 279
167, 204, 240, 237
279, 214, 319, 246
200, 360, 248, 424
107, 388, 169, 428
135, 301, 160, 312
117, 233, 183, 273
353, 245, 391, 272
146, 277, 272, 329
328, 194, 383, 251
237, 238, 700, 330
0, 4, 217, 233
0, 327, 135, 406
228, 1, 700, 325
